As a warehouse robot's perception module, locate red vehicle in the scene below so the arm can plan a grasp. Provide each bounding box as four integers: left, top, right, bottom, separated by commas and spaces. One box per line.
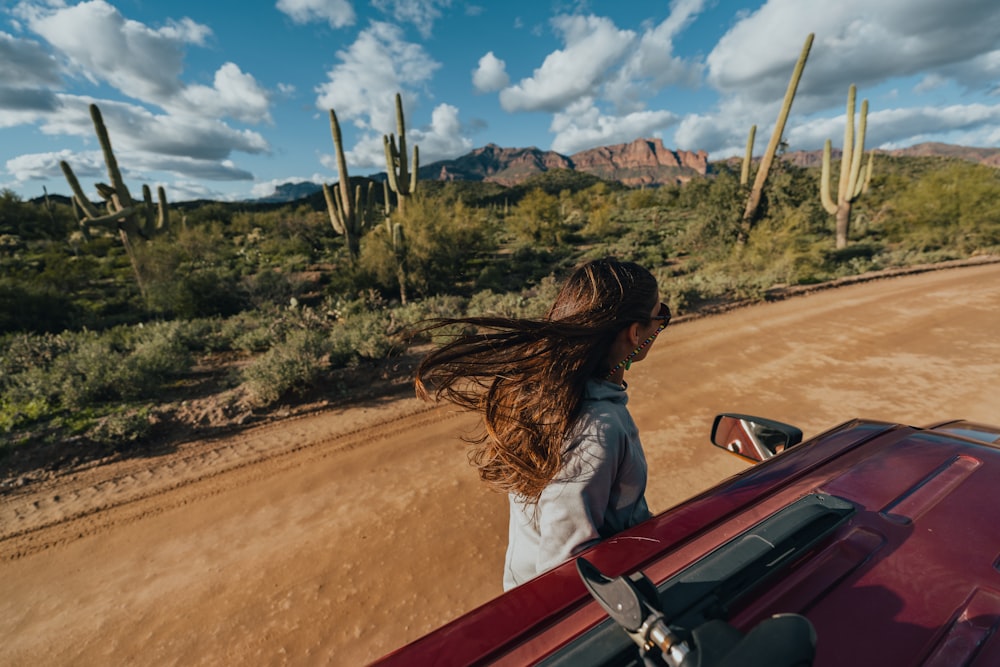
373, 414, 1000, 666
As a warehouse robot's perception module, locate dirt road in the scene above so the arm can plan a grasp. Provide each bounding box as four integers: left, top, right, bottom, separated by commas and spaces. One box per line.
3, 262, 1000, 666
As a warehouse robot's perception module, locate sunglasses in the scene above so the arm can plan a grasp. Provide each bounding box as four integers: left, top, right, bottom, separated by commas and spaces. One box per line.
651, 302, 672, 331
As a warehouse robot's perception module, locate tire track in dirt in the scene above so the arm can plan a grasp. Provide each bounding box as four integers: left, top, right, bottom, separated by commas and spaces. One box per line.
0, 401, 451, 561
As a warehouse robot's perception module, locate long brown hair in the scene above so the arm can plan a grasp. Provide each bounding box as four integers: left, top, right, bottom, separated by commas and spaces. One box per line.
414, 258, 658, 501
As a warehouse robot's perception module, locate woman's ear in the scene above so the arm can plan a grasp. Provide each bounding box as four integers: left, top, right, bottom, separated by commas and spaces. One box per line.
627, 321, 642, 347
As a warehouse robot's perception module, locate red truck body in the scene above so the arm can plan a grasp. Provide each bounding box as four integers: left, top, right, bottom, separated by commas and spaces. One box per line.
374, 418, 1000, 666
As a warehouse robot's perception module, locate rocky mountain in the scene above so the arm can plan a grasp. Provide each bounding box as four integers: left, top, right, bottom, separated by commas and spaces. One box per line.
780, 142, 1000, 169
253, 181, 330, 204
252, 140, 996, 202
422, 138, 708, 187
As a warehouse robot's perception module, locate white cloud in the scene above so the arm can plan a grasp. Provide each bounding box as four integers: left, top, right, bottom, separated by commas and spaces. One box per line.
499, 15, 635, 112
672, 0, 1000, 159
312, 19, 456, 171
174, 63, 272, 124
410, 103, 473, 161
315, 21, 439, 130
0, 31, 61, 88
473, 52, 509, 93
603, 0, 705, 113
790, 102, 1000, 150
319, 103, 472, 176
20, 2, 271, 123
38, 96, 269, 162
496, 6, 707, 153
6, 148, 97, 182
550, 97, 679, 154
371, 0, 452, 38
250, 173, 326, 198
275, 0, 356, 29
707, 0, 1000, 106
23, 0, 201, 102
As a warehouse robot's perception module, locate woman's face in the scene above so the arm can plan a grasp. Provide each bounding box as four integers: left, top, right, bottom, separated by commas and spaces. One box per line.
632, 294, 668, 364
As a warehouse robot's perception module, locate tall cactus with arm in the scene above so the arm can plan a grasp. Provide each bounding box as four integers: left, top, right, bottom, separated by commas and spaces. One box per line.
59, 103, 169, 296
383, 93, 419, 216
739, 33, 814, 243
323, 107, 368, 261
820, 84, 874, 249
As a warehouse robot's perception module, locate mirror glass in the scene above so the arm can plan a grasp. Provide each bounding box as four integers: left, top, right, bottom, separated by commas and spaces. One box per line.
711, 414, 803, 463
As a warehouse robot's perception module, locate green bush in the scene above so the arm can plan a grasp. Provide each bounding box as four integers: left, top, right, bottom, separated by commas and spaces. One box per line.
87, 406, 153, 446
329, 310, 398, 361
242, 329, 332, 407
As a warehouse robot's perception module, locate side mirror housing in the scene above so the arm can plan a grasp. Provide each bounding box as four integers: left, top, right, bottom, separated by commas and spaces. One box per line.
711, 414, 803, 463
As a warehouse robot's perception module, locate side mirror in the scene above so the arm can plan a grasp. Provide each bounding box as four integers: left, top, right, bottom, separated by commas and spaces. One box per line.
711, 414, 803, 463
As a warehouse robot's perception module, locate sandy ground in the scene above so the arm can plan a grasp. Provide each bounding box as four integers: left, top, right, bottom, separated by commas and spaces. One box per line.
2, 261, 1000, 666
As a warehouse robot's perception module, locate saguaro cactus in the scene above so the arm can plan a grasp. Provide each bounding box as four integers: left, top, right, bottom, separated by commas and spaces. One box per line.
740, 125, 756, 186
383, 93, 419, 215
385, 218, 407, 305
60, 103, 169, 295
739, 33, 814, 243
323, 108, 369, 260
820, 84, 874, 249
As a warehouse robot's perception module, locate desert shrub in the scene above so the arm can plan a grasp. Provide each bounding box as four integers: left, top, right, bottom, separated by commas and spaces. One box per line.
245, 269, 303, 308
392, 294, 467, 342
114, 323, 192, 398
49, 333, 123, 408
172, 317, 226, 352
0, 332, 71, 381
87, 406, 153, 445
466, 275, 562, 320
329, 310, 398, 361
359, 197, 494, 300
507, 189, 569, 246
2, 323, 192, 413
0, 278, 81, 334
241, 329, 332, 407
146, 266, 248, 319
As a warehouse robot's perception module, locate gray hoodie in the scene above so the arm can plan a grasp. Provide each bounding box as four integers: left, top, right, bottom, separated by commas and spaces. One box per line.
502, 378, 652, 590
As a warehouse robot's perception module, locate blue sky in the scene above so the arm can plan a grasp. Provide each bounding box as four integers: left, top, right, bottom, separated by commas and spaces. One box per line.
1, 0, 998, 202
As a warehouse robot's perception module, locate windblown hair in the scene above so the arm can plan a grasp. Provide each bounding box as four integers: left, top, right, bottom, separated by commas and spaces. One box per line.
414, 257, 658, 501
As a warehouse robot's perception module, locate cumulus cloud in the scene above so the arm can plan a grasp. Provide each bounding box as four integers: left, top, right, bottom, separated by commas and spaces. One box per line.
0, 32, 61, 87
409, 103, 473, 161
603, 0, 705, 113
789, 102, 1000, 150
6, 149, 97, 182
174, 63, 271, 123
313, 19, 454, 168
472, 52, 509, 93
496, 4, 706, 154
670, 0, 1000, 158
706, 0, 1000, 106
372, 0, 452, 38
21, 0, 202, 101
550, 97, 679, 154
275, 0, 356, 29
0, 1, 276, 194
315, 21, 439, 126
250, 173, 326, 198
500, 15, 635, 113
17, 1, 272, 123
37, 96, 269, 164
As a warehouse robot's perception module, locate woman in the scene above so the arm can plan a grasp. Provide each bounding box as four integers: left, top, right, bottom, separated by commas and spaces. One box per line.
414, 257, 670, 590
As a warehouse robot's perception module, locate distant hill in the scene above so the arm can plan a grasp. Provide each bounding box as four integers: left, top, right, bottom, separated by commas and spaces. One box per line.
253, 138, 709, 202
780, 142, 1000, 169
252, 181, 332, 204
37, 141, 981, 206
419, 139, 708, 188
